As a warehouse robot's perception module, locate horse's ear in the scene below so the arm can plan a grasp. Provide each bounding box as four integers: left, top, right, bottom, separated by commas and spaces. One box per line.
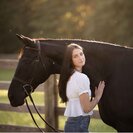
16, 34, 35, 47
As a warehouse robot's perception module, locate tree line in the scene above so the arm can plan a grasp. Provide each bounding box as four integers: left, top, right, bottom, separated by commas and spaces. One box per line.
0, 0, 133, 53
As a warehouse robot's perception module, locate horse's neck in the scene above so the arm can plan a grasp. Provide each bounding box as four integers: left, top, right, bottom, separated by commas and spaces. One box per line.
39, 40, 66, 67
39, 39, 128, 74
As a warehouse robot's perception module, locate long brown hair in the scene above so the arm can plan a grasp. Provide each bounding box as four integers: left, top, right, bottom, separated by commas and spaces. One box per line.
58, 43, 83, 102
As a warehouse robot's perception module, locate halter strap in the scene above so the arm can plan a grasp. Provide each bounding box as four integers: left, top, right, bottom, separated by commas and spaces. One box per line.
36, 40, 49, 76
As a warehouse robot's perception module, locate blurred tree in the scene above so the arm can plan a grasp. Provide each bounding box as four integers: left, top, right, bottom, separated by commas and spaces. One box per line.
30, 0, 93, 38
0, 0, 133, 53
0, 0, 37, 53
83, 0, 133, 46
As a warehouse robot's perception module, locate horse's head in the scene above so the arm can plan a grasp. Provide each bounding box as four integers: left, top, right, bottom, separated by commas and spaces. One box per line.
8, 35, 60, 107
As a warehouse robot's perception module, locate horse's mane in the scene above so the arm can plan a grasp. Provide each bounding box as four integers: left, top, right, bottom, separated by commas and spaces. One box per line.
18, 38, 133, 59
41, 38, 133, 50
18, 48, 24, 59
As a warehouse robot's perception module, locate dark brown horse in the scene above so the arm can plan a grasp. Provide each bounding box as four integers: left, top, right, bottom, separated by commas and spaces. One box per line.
8, 35, 133, 131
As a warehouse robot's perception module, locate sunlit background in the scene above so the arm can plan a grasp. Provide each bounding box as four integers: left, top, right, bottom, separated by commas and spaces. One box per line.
0, 0, 133, 53
0, 0, 133, 132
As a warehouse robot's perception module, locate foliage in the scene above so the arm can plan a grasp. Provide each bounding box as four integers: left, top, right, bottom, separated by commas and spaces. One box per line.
0, 0, 133, 53
83, 0, 133, 46
0, 68, 14, 81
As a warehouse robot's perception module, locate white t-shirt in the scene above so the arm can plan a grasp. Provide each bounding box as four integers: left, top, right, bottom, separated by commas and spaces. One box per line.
64, 71, 93, 117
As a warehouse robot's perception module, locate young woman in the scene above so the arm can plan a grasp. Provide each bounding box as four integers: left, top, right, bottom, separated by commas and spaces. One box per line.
58, 43, 105, 132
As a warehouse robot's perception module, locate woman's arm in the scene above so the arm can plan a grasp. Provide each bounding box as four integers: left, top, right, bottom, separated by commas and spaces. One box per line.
79, 81, 105, 113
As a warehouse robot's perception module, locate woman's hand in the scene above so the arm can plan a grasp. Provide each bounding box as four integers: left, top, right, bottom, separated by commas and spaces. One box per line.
80, 81, 105, 113
95, 81, 105, 102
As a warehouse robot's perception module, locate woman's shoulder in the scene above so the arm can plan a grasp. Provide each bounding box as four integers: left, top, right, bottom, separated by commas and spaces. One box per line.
74, 71, 90, 87
74, 71, 89, 81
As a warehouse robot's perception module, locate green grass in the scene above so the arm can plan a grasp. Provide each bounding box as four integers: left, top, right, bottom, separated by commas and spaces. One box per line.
0, 68, 15, 81
0, 89, 116, 132
89, 119, 116, 132
0, 68, 116, 132
0, 111, 44, 127
0, 110, 116, 132
0, 90, 9, 103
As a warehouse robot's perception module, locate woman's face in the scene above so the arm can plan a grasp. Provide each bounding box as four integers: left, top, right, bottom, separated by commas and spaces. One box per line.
72, 48, 85, 71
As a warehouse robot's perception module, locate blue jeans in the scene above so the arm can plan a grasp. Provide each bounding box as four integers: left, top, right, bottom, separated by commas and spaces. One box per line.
64, 115, 90, 132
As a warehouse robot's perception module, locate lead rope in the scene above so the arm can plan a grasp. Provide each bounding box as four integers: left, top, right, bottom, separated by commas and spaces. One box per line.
23, 41, 59, 132
25, 99, 45, 133
24, 86, 59, 132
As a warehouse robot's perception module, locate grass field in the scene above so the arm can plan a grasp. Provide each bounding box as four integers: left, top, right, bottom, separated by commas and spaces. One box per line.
0, 68, 116, 132
0, 68, 15, 81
